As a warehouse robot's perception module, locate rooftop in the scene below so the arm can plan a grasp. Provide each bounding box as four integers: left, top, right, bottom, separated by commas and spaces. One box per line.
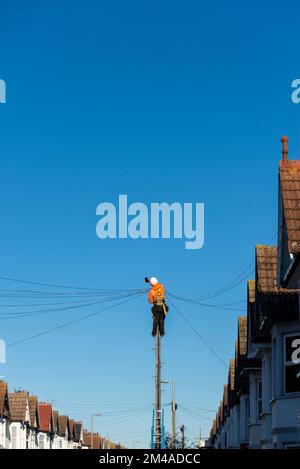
256, 245, 298, 294
279, 136, 300, 254
8, 391, 29, 423
238, 316, 247, 356
38, 403, 52, 432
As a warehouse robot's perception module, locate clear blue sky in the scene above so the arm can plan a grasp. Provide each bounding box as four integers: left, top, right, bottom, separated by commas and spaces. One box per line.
1, 0, 300, 448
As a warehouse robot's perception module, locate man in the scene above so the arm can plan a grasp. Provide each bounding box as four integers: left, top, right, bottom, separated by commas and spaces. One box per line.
146, 277, 169, 337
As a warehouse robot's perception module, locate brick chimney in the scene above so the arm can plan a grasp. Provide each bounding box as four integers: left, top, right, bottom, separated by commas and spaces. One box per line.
279, 136, 300, 169
281, 136, 288, 164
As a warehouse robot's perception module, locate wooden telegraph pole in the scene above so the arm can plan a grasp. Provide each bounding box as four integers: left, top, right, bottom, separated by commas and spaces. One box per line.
154, 330, 162, 448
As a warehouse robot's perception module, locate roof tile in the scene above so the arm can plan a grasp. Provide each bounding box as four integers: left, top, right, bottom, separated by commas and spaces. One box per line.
238, 316, 247, 356
28, 396, 38, 428
8, 392, 29, 423
83, 432, 101, 449
52, 410, 59, 433
38, 403, 52, 432
58, 415, 68, 436
256, 245, 298, 294
280, 166, 300, 253
247, 280, 255, 303
0, 381, 10, 418
74, 421, 82, 442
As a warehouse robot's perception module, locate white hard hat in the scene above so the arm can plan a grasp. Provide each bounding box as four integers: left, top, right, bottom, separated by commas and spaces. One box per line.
150, 277, 158, 285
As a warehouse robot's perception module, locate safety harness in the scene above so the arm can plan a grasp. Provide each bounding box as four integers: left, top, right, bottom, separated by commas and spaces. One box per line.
152, 286, 167, 316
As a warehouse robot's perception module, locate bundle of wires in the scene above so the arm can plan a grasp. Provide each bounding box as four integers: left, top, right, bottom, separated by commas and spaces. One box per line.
0, 275, 147, 347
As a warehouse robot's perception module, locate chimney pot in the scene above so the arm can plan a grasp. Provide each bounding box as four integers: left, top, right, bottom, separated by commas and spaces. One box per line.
281, 135, 288, 163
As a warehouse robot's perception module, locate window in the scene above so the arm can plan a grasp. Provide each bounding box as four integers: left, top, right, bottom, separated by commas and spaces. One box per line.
26, 428, 30, 449
245, 398, 250, 439
39, 434, 44, 449
256, 380, 262, 420
5, 421, 10, 449
11, 426, 17, 449
284, 334, 300, 394
272, 337, 277, 398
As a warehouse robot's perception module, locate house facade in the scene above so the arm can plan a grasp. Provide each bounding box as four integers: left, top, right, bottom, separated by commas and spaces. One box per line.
210, 137, 300, 449
57, 415, 69, 449
8, 391, 31, 449
0, 381, 121, 449
0, 381, 10, 449
28, 396, 39, 449
38, 403, 54, 449
73, 421, 83, 449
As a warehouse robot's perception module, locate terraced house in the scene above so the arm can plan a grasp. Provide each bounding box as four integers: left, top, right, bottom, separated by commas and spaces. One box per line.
57, 415, 69, 449
0, 380, 123, 449
9, 391, 31, 449
210, 137, 300, 449
0, 380, 86, 449
38, 403, 54, 449
28, 396, 39, 448
82, 431, 122, 450
0, 381, 10, 448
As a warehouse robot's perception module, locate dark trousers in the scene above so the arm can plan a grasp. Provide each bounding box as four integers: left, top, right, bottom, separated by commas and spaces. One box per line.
152, 305, 166, 336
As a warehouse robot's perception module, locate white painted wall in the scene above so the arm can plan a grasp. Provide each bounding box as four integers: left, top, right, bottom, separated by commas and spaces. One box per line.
54, 434, 69, 449
9, 422, 28, 449
0, 418, 10, 449
230, 404, 240, 448
239, 394, 249, 445
260, 348, 273, 448
29, 430, 38, 449
37, 431, 52, 449
248, 371, 262, 448
271, 321, 300, 448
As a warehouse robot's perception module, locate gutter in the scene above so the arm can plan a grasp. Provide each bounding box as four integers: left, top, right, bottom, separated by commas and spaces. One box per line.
282, 254, 298, 287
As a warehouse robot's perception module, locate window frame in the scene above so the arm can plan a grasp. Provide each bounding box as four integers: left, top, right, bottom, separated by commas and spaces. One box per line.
256, 379, 263, 420
283, 333, 300, 396
39, 433, 45, 449
11, 425, 17, 449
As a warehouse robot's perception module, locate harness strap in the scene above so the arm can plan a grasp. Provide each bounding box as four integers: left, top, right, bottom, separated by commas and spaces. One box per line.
151, 286, 167, 315
152, 287, 165, 301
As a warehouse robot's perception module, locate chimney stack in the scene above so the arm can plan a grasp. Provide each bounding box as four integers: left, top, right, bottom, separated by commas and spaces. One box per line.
281, 135, 288, 163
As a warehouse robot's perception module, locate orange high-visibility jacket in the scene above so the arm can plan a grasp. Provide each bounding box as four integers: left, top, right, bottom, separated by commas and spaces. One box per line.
148, 283, 165, 304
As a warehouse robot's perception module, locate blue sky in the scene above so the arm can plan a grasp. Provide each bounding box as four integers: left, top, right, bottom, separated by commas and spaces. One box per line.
1, 0, 300, 448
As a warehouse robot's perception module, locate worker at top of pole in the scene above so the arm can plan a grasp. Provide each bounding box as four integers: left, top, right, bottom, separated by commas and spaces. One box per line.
145, 276, 169, 337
